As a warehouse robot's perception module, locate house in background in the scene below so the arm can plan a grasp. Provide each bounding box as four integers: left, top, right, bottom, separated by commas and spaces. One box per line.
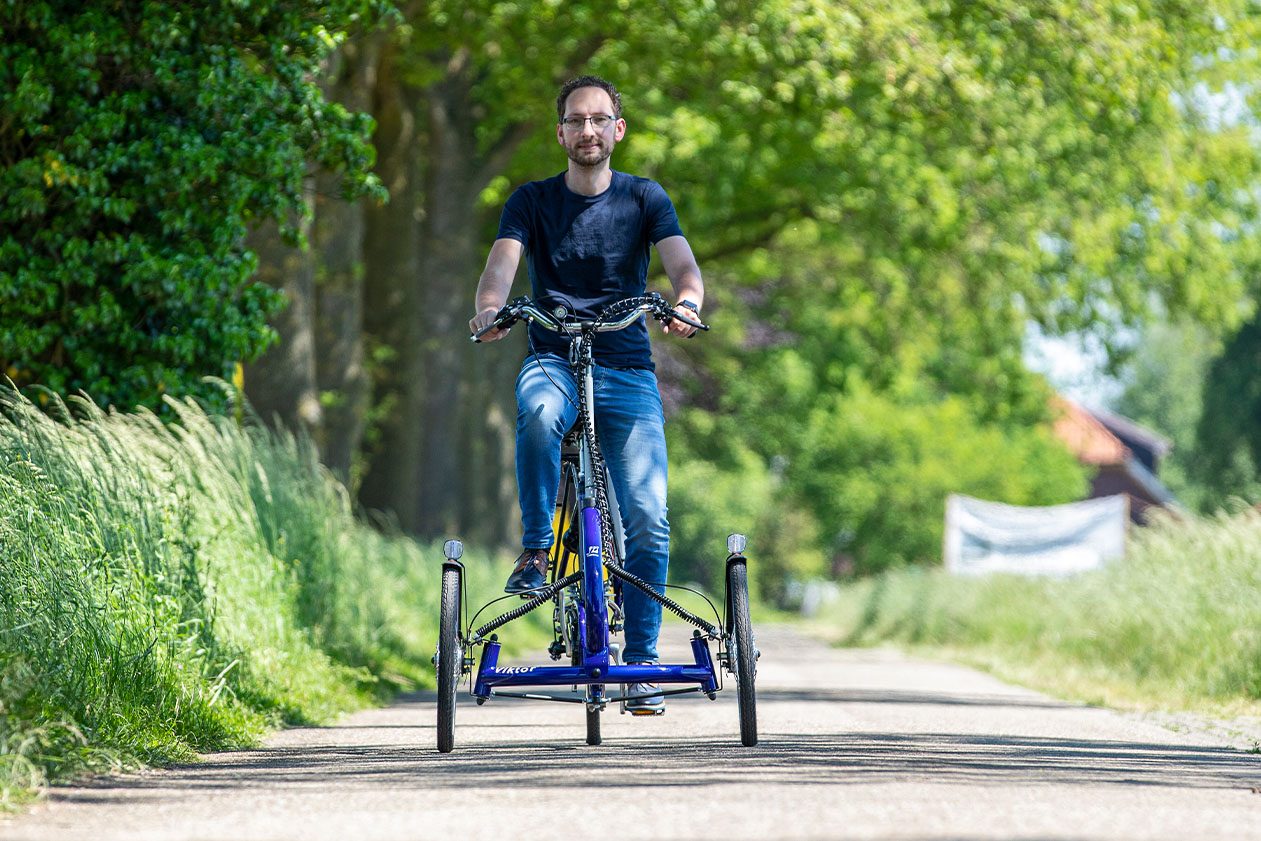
1053, 397, 1179, 524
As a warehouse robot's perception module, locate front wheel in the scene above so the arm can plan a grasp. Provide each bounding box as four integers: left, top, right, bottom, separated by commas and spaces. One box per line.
585, 703, 602, 745
568, 607, 602, 745
437, 565, 462, 753
727, 560, 758, 747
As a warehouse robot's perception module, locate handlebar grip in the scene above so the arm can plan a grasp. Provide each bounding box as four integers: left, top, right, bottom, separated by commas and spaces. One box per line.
670, 311, 709, 332
471, 302, 524, 343
470, 322, 500, 343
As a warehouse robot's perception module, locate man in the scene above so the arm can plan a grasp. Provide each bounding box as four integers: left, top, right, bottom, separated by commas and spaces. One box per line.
468, 75, 704, 714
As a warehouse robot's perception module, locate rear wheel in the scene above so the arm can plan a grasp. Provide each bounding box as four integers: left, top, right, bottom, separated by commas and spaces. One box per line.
437, 565, 462, 753
727, 561, 758, 746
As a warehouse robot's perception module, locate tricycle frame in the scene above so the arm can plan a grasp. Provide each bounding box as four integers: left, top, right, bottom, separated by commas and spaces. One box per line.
442, 295, 755, 749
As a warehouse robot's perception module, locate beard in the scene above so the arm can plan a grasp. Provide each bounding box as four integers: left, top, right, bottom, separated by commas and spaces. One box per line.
564, 138, 612, 168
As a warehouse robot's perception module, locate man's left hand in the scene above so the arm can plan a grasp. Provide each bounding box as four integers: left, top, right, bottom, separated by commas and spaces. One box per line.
663, 305, 700, 338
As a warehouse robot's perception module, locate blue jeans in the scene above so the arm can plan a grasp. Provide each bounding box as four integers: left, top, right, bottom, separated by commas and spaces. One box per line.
515, 353, 669, 664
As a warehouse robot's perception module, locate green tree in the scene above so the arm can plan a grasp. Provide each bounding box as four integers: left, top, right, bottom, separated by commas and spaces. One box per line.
0, 1, 385, 411
1112, 318, 1221, 509
1194, 313, 1261, 506
353, 2, 1248, 535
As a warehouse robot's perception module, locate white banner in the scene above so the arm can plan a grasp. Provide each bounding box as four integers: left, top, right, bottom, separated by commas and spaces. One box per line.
944, 494, 1127, 577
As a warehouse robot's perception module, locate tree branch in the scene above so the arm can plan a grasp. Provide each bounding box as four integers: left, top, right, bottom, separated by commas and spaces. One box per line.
471, 120, 535, 194
691, 203, 817, 264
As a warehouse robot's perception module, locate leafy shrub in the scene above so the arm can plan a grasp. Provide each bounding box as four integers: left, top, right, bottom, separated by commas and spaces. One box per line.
788, 385, 1088, 573
0, 1, 384, 410
667, 434, 825, 605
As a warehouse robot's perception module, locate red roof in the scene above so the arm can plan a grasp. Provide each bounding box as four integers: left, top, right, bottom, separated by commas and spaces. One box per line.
1052, 397, 1129, 466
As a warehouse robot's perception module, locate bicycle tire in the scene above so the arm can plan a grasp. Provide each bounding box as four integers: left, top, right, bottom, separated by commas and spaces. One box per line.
727, 560, 758, 746
437, 565, 461, 753
585, 701, 602, 745
568, 608, 602, 745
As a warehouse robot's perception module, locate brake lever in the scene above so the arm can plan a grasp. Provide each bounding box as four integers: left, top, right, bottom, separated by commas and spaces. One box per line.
659, 307, 709, 334
470, 304, 519, 343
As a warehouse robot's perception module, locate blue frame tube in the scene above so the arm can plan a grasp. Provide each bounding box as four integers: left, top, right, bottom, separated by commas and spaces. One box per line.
475, 636, 718, 692
580, 505, 609, 670
470, 506, 722, 695
473, 640, 501, 699
690, 634, 719, 694
476, 663, 715, 690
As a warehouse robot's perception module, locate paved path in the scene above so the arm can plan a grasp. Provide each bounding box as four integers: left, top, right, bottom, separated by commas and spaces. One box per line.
3, 627, 1260, 840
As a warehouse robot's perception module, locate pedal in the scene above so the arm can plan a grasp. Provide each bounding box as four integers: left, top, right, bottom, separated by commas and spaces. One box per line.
628, 707, 665, 717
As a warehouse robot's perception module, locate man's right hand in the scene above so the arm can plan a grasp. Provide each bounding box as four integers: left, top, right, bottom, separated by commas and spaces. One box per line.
469, 306, 509, 342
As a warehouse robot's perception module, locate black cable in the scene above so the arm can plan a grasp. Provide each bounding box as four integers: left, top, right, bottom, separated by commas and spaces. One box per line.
472, 572, 583, 640
602, 561, 720, 636
525, 332, 580, 413
661, 582, 724, 633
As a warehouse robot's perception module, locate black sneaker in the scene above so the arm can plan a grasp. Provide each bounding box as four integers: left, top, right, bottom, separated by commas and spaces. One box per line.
625, 662, 665, 715
504, 548, 549, 595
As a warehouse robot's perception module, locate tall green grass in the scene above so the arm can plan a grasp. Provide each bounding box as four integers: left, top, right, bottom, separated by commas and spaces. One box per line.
0, 387, 507, 808
829, 509, 1261, 710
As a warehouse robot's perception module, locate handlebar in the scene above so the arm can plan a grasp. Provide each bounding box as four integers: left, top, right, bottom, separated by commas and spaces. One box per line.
470, 293, 709, 343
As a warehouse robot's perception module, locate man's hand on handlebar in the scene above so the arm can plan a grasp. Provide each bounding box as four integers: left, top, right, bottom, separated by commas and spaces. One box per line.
469, 306, 510, 342
662, 304, 702, 338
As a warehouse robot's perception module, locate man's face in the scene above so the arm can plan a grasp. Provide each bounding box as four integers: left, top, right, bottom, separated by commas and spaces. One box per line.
557, 87, 626, 168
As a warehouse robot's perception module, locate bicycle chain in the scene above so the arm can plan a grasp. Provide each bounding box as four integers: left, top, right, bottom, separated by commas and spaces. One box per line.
575, 333, 620, 565
472, 571, 583, 640
574, 329, 720, 639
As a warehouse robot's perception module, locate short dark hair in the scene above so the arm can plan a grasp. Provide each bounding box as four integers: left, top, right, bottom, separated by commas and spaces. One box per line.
556, 75, 622, 121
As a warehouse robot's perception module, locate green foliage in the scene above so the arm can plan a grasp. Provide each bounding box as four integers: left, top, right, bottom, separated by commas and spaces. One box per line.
831, 509, 1261, 708
667, 431, 824, 605
1194, 314, 1261, 506
0, 386, 511, 807
405, 0, 1261, 341
0, 1, 386, 411
1112, 318, 1222, 510
799, 388, 1087, 572
625, 1, 1261, 337
621, 0, 1259, 576
686, 381, 1085, 577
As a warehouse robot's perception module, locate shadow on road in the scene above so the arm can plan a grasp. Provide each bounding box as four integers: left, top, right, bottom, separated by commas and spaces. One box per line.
50, 730, 1261, 808
754, 687, 1074, 709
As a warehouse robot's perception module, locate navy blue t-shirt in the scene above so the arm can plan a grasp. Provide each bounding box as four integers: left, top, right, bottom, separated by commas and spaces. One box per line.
495, 170, 684, 369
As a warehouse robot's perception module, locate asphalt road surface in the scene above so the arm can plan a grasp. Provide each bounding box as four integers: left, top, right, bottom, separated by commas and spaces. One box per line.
3, 627, 1259, 841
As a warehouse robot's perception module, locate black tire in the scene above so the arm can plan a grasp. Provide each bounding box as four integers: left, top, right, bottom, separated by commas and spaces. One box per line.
585, 704, 602, 745
437, 565, 461, 753
727, 560, 758, 746
569, 609, 602, 745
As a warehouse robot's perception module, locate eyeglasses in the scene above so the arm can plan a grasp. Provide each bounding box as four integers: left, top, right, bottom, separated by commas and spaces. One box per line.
561, 114, 616, 131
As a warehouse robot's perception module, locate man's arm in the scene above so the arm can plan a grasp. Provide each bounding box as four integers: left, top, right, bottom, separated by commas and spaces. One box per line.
656, 235, 704, 337
468, 238, 525, 341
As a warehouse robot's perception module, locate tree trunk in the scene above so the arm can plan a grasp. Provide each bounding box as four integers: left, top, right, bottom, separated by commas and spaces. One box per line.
361, 50, 540, 545
243, 208, 322, 437
358, 41, 427, 531
413, 73, 480, 539
412, 68, 527, 547
313, 36, 381, 486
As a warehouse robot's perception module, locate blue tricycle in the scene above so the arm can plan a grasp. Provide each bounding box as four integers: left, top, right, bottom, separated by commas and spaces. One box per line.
435, 294, 758, 752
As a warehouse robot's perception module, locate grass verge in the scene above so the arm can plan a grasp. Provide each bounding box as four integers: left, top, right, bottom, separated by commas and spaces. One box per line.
0, 387, 521, 809
820, 508, 1261, 716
